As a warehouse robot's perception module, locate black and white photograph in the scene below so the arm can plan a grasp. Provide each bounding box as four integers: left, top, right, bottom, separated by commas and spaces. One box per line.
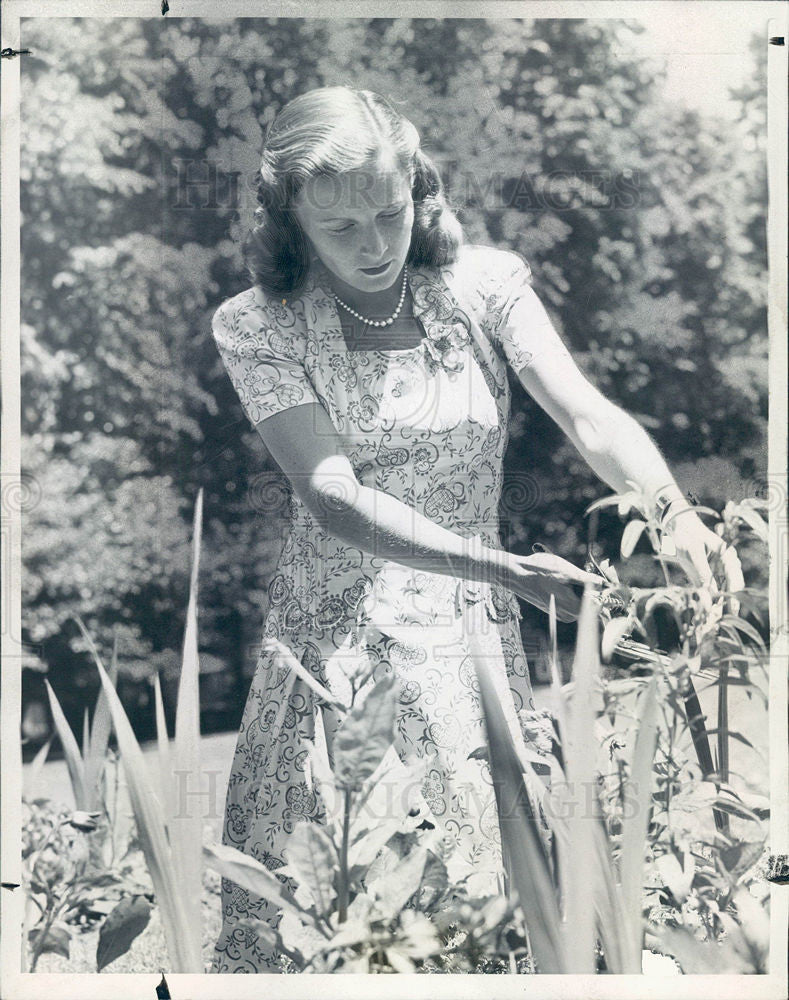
1, 2, 787, 997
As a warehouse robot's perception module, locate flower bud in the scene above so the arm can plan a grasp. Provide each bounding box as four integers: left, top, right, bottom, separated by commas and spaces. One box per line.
68, 811, 102, 833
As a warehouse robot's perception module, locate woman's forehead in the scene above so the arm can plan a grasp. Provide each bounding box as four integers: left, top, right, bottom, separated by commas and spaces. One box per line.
296, 158, 411, 215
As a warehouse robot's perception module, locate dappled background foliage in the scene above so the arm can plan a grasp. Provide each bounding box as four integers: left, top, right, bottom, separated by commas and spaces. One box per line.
19, 17, 768, 745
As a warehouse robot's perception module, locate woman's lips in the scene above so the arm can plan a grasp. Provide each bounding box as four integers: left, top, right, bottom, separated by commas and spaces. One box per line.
359, 260, 392, 275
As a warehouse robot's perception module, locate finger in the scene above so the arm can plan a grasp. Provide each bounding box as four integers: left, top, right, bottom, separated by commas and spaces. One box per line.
568, 569, 606, 588
691, 549, 717, 590
722, 548, 745, 591
720, 544, 745, 614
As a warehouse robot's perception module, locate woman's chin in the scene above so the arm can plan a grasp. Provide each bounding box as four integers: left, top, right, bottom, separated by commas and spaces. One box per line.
335, 263, 405, 298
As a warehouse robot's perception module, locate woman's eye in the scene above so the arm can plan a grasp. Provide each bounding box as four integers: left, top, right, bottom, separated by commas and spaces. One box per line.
327, 208, 402, 235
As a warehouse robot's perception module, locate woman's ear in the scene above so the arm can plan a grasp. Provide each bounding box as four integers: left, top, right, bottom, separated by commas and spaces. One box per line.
411, 149, 440, 202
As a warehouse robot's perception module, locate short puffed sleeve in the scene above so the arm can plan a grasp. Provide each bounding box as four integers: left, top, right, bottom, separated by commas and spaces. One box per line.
492, 251, 572, 375
211, 289, 321, 427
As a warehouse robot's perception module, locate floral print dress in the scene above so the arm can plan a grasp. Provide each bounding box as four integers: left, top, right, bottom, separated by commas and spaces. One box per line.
208, 244, 562, 972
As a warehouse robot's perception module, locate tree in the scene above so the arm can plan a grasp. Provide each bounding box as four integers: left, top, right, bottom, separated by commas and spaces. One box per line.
20, 17, 768, 740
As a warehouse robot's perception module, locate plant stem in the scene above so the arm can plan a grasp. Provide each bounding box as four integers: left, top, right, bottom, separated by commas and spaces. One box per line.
338, 788, 352, 924
28, 894, 66, 972
682, 671, 727, 832
663, 704, 676, 818
716, 664, 731, 835
655, 536, 726, 833
26, 814, 69, 970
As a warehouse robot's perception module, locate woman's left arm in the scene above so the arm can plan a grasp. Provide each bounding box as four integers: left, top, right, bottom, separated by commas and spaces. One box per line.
507, 285, 743, 598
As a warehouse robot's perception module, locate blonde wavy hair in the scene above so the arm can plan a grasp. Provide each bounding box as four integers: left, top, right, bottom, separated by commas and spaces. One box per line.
244, 86, 463, 296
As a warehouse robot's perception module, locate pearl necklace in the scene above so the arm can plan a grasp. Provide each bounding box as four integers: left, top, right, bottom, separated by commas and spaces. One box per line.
331, 265, 408, 328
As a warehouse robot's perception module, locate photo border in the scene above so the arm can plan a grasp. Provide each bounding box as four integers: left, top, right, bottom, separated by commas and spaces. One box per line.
2, 3, 786, 997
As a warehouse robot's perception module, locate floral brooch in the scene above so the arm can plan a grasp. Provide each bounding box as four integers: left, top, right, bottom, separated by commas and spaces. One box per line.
422, 321, 471, 374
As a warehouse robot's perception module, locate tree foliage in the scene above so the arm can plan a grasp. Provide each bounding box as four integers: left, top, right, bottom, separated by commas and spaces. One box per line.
19, 17, 768, 736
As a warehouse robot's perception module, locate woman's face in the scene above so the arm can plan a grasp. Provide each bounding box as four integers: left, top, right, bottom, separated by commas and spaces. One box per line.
291, 153, 414, 300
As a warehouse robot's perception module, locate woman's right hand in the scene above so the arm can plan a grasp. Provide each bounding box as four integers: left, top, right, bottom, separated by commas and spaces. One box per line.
500, 551, 603, 622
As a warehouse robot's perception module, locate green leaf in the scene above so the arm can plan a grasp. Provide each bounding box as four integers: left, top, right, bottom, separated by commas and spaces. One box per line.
601, 616, 634, 662
719, 840, 766, 880
277, 910, 326, 964
415, 851, 449, 910
732, 885, 770, 963
153, 672, 174, 839
732, 788, 770, 812
621, 519, 647, 558
546, 594, 570, 760
29, 924, 70, 961
170, 488, 204, 942
718, 615, 767, 652
93, 653, 201, 971
282, 822, 337, 916
617, 491, 641, 518
662, 505, 720, 529
584, 494, 626, 516
323, 916, 372, 952
363, 843, 401, 892
68, 810, 102, 832
655, 851, 694, 904
44, 679, 86, 810
386, 948, 417, 972
470, 601, 566, 972
305, 731, 341, 826
708, 796, 764, 824
560, 588, 609, 973
731, 504, 768, 542
649, 926, 728, 974
642, 591, 682, 627
96, 895, 152, 971
349, 746, 429, 847
349, 817, 403, 869
727, 588, 766, 626
202, 842, 311, 925
702, 727, 758, 753
369, 844, 428, 919
235, 915, 292, 961
263, 637, 345, 708
82, 707, 90, 764
84, 631, 118, 811
619, 676, 659, 969
588, 821, 628, 974
334, 675, 398, 789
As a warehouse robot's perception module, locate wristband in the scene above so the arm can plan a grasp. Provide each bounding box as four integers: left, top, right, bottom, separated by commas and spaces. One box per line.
654, 489, 692, 528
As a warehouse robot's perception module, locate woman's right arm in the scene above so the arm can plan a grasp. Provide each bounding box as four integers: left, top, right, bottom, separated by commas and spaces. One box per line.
255, 401, 599, 620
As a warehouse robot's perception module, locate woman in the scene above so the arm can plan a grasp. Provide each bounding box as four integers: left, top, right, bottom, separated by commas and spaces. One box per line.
208, 86, 736, 973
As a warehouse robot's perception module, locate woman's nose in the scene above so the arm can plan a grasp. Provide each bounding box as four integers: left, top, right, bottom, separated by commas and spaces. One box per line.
360, 224, 386, 259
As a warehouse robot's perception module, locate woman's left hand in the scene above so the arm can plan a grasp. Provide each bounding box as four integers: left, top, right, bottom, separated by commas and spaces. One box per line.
659, 508, 745, 613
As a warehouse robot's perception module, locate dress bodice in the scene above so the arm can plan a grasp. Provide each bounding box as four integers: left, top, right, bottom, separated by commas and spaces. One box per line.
211, 243, 549, 640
